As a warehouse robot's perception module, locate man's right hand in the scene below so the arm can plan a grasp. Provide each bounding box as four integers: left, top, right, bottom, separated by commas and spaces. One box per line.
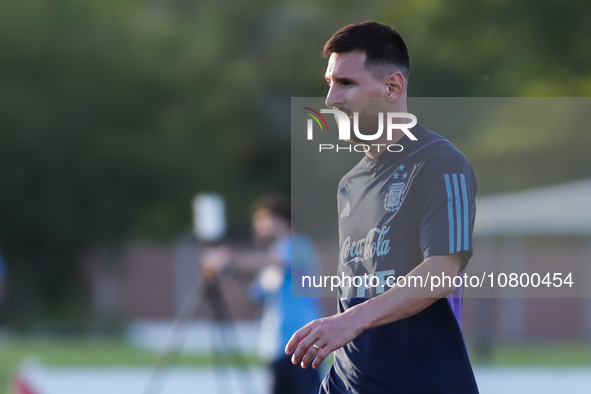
200, 246, 232, 280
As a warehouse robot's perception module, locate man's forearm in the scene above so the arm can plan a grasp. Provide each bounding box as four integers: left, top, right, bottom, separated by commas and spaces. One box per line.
344, 254, 462, 331
286, 253, 463, 369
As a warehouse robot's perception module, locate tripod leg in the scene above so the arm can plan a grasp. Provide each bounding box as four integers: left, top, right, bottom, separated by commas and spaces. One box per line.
143, 274, 261, 394
204, 278, 234, 394
143, 282, 205, 394
208, 278, 259, 394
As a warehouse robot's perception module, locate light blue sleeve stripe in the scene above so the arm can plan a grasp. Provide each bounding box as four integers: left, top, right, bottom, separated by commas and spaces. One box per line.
452, 174, 462, 252
444, 174, 455, 254
460, 174, 469, 251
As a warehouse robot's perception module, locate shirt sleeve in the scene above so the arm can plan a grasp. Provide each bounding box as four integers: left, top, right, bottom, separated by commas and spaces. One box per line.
417, 149, 477, 271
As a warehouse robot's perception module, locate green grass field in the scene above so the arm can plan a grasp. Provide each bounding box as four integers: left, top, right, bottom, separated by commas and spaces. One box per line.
468, 342, 591, 366
1, 339, 590, 393
0, 338, 260, 394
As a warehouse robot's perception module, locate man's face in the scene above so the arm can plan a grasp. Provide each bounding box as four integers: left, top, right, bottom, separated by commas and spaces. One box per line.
324, 52, 388, 143
253, 208, 274, 242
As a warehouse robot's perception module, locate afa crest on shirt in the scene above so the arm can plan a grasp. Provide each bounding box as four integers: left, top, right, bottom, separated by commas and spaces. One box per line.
384, 163, 411, 213
384, 182, 405, 212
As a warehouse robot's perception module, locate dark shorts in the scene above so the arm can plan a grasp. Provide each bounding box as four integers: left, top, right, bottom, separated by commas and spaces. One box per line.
269, 355, 321, 394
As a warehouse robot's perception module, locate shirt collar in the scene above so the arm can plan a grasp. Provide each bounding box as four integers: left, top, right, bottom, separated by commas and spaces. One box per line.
366, 123, 427, 171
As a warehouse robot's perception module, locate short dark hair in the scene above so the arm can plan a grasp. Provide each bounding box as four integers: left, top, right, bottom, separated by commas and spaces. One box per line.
253, 195, 291, 224
323, 21, 410, 79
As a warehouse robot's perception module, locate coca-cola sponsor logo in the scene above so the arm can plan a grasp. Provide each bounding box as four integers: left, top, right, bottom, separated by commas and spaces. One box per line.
341, 226, 391, 266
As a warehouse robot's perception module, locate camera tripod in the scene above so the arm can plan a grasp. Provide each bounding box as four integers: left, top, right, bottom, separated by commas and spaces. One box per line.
143, 263, 259, 394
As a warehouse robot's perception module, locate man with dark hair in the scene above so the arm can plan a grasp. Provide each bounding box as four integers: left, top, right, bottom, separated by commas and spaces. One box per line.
252, 195, 292, 227
250, 195, 323, 394
204, 195, 323, 394
323, 21, 410, 80
285, 22, 479, 393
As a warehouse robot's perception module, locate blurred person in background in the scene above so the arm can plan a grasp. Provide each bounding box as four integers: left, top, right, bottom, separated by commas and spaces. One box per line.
203, 195, 323, 394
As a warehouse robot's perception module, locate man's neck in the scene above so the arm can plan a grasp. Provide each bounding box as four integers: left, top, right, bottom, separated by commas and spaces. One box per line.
364, 103, 410, 160
364, 130, 405, 160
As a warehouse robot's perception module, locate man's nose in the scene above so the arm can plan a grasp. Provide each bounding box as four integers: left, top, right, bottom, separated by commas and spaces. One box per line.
325, 85, 344, 108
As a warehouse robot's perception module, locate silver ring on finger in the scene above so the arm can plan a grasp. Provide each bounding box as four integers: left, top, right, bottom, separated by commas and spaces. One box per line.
312, 344, 320, 350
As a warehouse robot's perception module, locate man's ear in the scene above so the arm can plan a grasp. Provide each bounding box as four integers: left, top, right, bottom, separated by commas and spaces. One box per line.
385, 72, 406, 101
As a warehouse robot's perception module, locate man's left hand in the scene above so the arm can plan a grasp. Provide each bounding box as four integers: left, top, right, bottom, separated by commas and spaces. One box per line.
285, 312, 364, 369
285, 255, 462, 370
